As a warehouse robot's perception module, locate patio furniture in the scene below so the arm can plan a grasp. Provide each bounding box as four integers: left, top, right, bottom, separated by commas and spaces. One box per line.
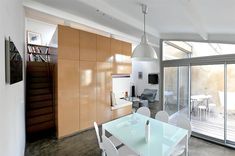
198, 105, 207, 120
191, 94, 212, 116
208, 103, 216, 117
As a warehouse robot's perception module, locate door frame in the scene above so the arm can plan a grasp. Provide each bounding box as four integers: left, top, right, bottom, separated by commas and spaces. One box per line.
160, 39, 235, 148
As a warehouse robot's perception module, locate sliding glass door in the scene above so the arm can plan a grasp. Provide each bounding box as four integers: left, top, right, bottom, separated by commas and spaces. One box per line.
226, 64, 235, 143
164, 66, 189, 117
191, 65, 224, 140
162, 40, 235, 147
164, 67, 178, 115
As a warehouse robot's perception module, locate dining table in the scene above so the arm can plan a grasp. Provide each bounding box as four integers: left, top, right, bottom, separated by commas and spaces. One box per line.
102, 113, 188, 156
191, 94, 212, 112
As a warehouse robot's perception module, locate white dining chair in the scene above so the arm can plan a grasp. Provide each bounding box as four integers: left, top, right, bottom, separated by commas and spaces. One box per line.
136, 107, 151, 117
102, 135, 138, 156
171, 115, 191, 156
155, 111, 169, 123
94, 122, 122, 155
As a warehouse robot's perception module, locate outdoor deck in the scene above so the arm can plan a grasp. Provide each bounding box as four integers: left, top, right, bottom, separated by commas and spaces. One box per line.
169, 107, 235, 142
191, 115, 235, 142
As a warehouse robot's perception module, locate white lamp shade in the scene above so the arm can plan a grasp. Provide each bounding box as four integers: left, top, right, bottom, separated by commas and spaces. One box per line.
132, 35, 158, 61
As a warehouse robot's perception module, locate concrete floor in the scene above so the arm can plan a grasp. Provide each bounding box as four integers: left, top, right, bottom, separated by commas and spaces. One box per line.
25, 128, 235, 156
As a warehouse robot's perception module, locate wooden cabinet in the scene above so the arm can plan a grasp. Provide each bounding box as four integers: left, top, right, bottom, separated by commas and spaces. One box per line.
80, 31, 97, 61
96, 62, 112, 124
112, 105, 132, 120
58, 25, 79, 60
57, 59, 79, 138
122, 41, 132, 59
111, 38, 122, 58
79, 61, 97, 130
56, 25, 132, 138
97, 35, 111, 62
111, 38, 132, 74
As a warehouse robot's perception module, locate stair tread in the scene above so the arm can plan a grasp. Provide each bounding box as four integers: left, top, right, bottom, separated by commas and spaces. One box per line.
27, 106, 53, 117
27, 100, 53, 110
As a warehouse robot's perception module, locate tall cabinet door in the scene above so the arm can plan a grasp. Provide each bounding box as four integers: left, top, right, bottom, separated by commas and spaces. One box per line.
121, 41, 132, 73
58, 25, 79, 60
79, 61, 97, 130
96, 62, 112, 124
111, 38, 132, 74
97, 35, 111, 62
57, 59, 79, 138
57, 25, 80, 138
80, 31, 97, 61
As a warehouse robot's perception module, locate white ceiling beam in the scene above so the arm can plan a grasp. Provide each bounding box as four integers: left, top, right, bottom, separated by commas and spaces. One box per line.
179, 0, 208, 40
77, 0, 160, 38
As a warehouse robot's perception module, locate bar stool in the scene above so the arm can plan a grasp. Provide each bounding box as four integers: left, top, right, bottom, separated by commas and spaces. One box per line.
198, 105, 207, 120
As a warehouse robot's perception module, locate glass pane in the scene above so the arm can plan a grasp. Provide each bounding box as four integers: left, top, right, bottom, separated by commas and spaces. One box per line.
163, 40, 235, 60
162, 41, 190, 60
226, 64, 235, 143
178, 66, 189, 118
164, 67, 178, 115
191, 65, 224, 140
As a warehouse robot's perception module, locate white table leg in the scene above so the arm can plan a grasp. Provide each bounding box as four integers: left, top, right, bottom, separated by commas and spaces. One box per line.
185, 134, 188, 156
102, 125, 105, 137
102, 125, 106, 156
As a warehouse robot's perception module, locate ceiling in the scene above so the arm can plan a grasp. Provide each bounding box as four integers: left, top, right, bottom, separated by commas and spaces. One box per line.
23, 0, 235, 45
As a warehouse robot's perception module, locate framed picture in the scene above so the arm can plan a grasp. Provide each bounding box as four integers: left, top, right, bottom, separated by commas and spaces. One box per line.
138, 72, 143, 79
27, 31, 42, 45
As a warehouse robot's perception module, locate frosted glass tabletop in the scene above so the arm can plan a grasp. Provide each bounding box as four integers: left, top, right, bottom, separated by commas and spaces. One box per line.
102, 113, 188, 156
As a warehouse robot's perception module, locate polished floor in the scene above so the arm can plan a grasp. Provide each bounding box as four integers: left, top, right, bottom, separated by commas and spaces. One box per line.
25, 128, 235, 156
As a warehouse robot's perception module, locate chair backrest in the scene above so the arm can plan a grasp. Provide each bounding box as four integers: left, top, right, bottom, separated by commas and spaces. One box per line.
176, 115, 192, 139
140, 89, 157, 103
102, 135, 119, 156
155, 111, 169, 123
94, 122, 102, 149
136, 107, 151, 117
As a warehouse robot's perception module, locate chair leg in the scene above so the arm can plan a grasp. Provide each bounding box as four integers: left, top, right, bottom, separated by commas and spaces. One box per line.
102, 150, 106, 156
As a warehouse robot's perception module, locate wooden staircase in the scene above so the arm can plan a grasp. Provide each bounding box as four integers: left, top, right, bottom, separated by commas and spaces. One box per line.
26, 62, 55, 140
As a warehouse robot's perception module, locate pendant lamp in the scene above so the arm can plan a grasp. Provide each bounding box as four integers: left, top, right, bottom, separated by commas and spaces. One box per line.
132, 4, 158, 61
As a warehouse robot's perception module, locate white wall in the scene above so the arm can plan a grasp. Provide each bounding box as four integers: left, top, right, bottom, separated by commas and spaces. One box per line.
131, 47, 160, 100
112, 76, 131, 99
26, 18, 56, 46
132, 60, 160, 100
0, 0, 25, 156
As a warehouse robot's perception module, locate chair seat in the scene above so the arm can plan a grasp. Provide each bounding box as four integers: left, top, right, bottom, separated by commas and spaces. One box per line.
209, 103, 216, 107
170, 143, 186, 156
118, 146, 138, 156
109, 136, 122, 147
198, 105, 207, 110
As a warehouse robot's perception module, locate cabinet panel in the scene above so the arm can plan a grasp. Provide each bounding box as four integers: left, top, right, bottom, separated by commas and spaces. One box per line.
122, 41, 132, 60
96, 62, 112, 124
112, 63, 132, 74
111, 38, 122, 60
111, 38, 132, 74
57, 59, 79, 138
80, 61, 97, 130
58, 25, 79, 60
112, 105, 132, 120
97, 35, 111, 62
80, 31, 97, 61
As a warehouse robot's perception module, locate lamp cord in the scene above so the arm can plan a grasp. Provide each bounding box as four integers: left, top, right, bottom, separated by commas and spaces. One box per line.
144, 12, 146, 36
